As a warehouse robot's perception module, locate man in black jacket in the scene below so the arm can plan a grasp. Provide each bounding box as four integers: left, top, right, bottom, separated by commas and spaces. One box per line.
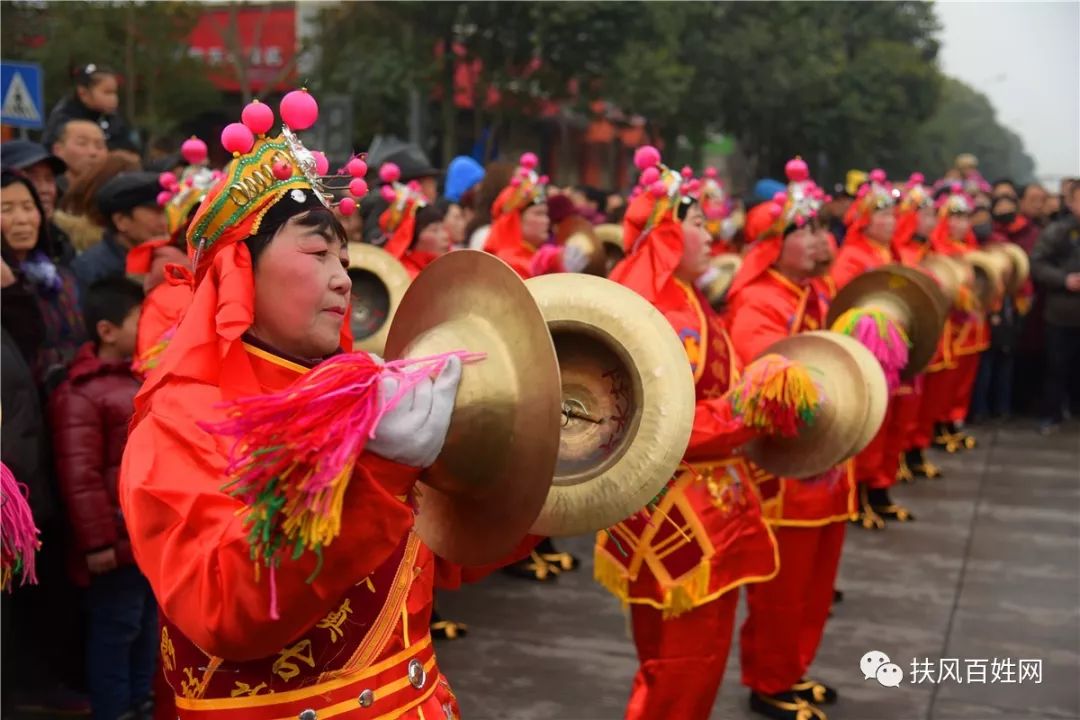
1030, 181, 1080, 433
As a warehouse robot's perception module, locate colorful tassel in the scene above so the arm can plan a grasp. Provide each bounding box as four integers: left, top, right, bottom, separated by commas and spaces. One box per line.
201, 350, 482, 599
831, 308, 911, 391
1, 462, 40, 592
728, 354, 820, 437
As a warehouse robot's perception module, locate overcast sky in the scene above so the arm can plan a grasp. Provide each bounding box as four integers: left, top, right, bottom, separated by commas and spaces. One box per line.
936, 1, 1080, 184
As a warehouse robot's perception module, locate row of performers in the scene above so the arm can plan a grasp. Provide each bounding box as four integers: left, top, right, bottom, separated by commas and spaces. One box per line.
83, 92, 1025, 720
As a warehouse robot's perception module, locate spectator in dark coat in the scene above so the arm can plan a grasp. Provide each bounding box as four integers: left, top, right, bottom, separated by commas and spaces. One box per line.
42, 64, 137, 153
70, 171, 165, 301
1030, 181, 1080, 433
1, 170, 84, 391
49, 277, 156, 720
0, 140, 75, 265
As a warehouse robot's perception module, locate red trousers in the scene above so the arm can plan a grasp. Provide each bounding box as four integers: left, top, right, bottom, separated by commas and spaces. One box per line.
916, 368, 954, 447
626, 589, 739, 720
949, 353, 981, 423
740, 522, 846, 694
885, 389, 922, 472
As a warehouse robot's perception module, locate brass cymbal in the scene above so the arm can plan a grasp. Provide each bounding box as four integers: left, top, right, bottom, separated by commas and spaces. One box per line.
825, 264, 946, 379
965, 250, 1008, 309
347, 242, 411, 355
384, 250, 562, 565
556, 216, 606, 276
594, 223, 627, 276
743, 330, 887, 478
524, 273, 695, 536
987, 242, 1029, 295
920, 253, 972, 308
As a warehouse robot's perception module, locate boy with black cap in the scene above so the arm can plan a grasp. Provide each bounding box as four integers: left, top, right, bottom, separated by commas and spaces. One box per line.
71, 171, 166, 300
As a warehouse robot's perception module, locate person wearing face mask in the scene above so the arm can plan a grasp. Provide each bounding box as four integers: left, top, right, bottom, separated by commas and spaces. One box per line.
920, 186, 987, 452
596, 148, 820, 720
43, 64, 138, 154
71, 171, 168, 301
482, 152, 589, 279
726, 158, 853, 720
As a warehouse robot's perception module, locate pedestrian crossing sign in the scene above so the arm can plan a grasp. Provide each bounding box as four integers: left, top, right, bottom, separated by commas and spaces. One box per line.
1, 61, 45, 130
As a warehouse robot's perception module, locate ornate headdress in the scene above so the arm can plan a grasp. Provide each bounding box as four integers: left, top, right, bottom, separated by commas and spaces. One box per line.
155, 137, 219, 239
185, 91, 368, 276
844, 168, 897, 231
898, 172, 934, 212
483, 152, 551, 258
624, 146, 699, 254
936, 182, 974, 217
378, 162, 429, 259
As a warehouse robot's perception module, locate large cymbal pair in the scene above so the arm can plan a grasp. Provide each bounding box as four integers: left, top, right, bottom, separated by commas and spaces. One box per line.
347, 243, 410, 354
825, 264, 947, 379
384, 251, 695, 564
701, 254, 742, 310
987, 242, 1029, 295
745, 331, 889, 479
965, 249, 1011, 309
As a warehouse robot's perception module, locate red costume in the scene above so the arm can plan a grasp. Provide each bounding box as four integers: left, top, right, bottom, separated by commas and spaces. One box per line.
594, 154, 821, 720
725, 178, 855, 703
379, 174, 442, 280
120, 110, 516, 719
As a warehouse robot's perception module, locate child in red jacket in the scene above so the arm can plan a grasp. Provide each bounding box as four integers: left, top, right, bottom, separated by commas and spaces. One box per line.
50, 277, 152, 720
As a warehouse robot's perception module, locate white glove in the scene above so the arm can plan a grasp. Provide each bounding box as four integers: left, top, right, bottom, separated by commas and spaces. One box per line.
367, 356, 462, 468
695, 266, 721, 290
720, 217, 740, 242
562, 244, 589, 273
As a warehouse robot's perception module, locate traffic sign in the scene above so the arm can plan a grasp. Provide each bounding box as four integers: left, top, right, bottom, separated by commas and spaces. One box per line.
1, 61, 45, 130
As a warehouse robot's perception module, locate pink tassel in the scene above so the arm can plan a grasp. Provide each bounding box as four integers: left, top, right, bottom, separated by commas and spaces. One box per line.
1, 462, 40, 592
832, 309, 910, 392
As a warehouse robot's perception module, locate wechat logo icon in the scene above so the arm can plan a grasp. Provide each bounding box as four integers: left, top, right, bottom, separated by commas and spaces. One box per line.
861, 650, 904, 688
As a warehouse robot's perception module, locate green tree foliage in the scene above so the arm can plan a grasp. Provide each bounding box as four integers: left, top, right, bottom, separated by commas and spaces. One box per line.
900, 76, 1036, 184
1, 1, 220, 147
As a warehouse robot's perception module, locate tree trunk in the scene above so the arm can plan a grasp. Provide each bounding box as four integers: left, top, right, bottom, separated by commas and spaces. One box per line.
440, 29, 456, 167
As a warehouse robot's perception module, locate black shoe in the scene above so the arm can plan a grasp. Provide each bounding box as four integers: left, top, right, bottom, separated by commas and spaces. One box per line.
749, 691, 827, 720
501, 550, 560, 582
933, 423, 963, 453
430, 611, 469, 641
906, 448, 943, 479
867, 487, 915, 522
792, 678, 839, 705
949, 422, 977, 449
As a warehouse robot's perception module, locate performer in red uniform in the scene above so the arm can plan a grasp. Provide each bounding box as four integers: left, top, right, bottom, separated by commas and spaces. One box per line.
595, 148, 819, 720
923, 186, 985, 452
117, 93, 524, 720
727, 158, 855, 720
483, 152, 588, 280
829, 170, 916, 526
377, 165, 450, 279
893, 175, 946, 480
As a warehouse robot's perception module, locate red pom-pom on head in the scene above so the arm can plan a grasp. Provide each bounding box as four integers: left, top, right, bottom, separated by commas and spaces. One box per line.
279, 89, 318, 131
870, 168, 887, 184
312, 151, 329, 176
681, 166, 693, 179
156, 190, 172, 207
704, 167, 718, 179
180, 137, 208, 165
346, 157, 368, 178
379, 163, 401, 184
338, 197, 357, 215
158, 171, 176, 189
349, 178, 368, 198
272, 160, 293, 181
634, 145, 661, 171
221, 123, 255, 156
686, 179, 702, 194
640, 166, 660, 186
241, 100, 275, 136
649, 180, 667, 198
519, 152, 539, 170
909, 172, 925, 185
785, 156, 810, 182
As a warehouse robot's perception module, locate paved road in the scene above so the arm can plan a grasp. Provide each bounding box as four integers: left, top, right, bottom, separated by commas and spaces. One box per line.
436, 420, 1080, 720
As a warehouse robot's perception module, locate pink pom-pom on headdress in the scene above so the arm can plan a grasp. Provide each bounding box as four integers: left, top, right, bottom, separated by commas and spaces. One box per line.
767, 201, 784, 220
241, 100, 275, 136
680, 166, 693, 179
380, 185, 397, 203
279, 89, 318, 131
639, 166, 660, 186
509, 176, 522, 187
181, 137, 208, 165
538, 174, 549, 185
312, 151, 329, 176
346, 157, 368, 178
272, 161, 293, 181
772, 191, 788, 204
338, 197, 357, 215
349, 178, 368, 198
649, 180, 667, 198
909, 172, 925, 185
156, 191, 172, 207
634, 145, 661, 171
379, 163, 401, 184
519, 152, 539, 170
869, 168, 887, 184
704, 167, 718, 179
221, 123, 255, 157
785, 156, 810, 183
158, 171, 176, 189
